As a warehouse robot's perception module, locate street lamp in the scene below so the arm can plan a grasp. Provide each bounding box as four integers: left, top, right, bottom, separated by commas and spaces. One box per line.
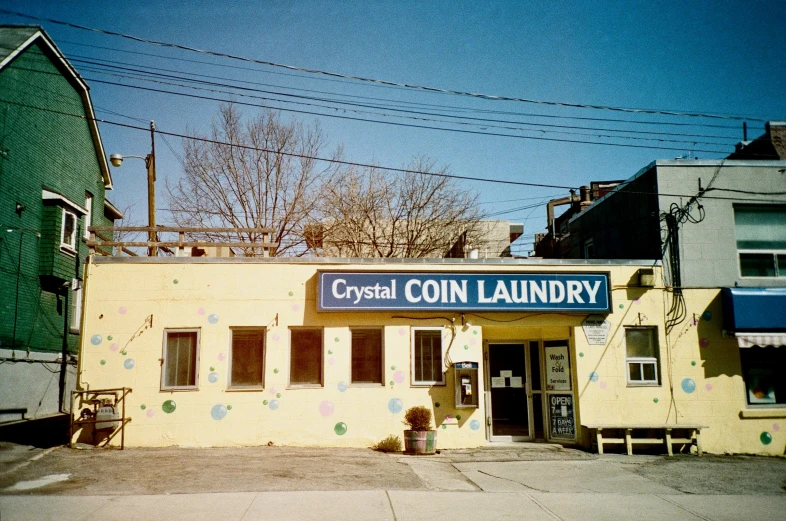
110, 121, 157, 256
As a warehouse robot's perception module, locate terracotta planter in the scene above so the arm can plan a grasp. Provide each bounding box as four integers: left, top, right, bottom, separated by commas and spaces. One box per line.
403, 429, 437, 455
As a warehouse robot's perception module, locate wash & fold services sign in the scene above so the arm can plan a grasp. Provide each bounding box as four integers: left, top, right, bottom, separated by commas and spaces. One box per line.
317, 271, 611, 312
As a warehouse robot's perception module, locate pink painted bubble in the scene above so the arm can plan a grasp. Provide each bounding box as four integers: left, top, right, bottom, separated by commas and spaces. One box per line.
217, 353, 226, 361
272, 333, 281, 342
633, 298, 641, 305
110, 343, 119, 352
599, 381, 608, 390
269, 387, 277, 395
398, 328, 406, 336
773, 424, 780, 432
469, 338, 477, 346
197, 307, 205, 315
319, 400, 334, 417
118, 306, 127, 315
146, 409, 155, 418
393, 370, 405, 384
328, 357, 336, 365
292, 304, 300, 312
699, 338, 710, 348
705, 383, 713, 392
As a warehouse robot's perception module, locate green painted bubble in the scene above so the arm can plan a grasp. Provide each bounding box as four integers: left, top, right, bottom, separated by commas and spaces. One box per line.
473, 330, 478, 335
210, 366, 215, 371
334, 422, 348, 435
691, 361, 697, 366
435, 402, 440, 408
162, 400, 177, 414
334, 337, 340, 342
619, 304, 625, 309
173, 279, 179, 284
442, 425, 447, 430
328, 350, 333, 355
100, 359, 106, 365
276, 393, 281, 398
390, 381, 395, 386
391, 365, 396, 370
107, 335, 113, 341
464, 345, 469, 350
273, 368, 279, 374
456, 414, 462, 421
653, 398, 659, 403
120, 350, 127, 356
579, 352, 584, 357
227, 405, 232, 410
140, 404, 146, 410
760, 432, 773, 445
288, 291, 294, 296
263, 400, 269, 405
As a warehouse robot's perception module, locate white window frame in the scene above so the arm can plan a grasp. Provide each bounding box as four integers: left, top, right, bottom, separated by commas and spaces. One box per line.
734, 205, 786, 278
625, 327, 660, 386
69, 282, 82, 333
288, 327, 324, 388
350, 327, 384, 386
161, 328, 201, 391
411, 327, 445, 386
584, 238, 595, 260
228, 327, 266, 390
83, 193, 93, 240
60, 208, 78, 253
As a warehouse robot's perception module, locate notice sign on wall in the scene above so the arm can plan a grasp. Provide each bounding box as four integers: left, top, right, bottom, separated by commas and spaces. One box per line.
318, 271, 611, 312
582, 315, 611, 345
549, 394, 575, 439
545, 345, 571, 391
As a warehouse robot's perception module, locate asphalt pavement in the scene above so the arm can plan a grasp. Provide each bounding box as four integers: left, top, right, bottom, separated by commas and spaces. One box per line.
1, 442, 785, 520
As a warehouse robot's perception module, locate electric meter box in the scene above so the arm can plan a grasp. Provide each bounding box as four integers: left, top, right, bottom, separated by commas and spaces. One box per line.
454, 362, 479, 409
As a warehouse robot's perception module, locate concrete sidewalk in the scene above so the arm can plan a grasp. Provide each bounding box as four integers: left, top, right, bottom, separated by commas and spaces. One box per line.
2, 490, 786, 521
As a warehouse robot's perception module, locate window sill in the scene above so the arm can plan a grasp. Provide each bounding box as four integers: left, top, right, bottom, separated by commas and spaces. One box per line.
160, 388, 199, 392
739, 408, 786, 419
350, 382, 384, 387
626, 382, 661, 387
287, 384, 323, 389
226, 386, 265, 392
60, 245, 77, 257
411, 382, 446, 387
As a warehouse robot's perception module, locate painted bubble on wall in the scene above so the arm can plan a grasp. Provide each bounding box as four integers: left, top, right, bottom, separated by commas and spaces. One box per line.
217, 353, 226, 361
140, 404, 146, 410
393, 371, 405, 384
441, 425, 447, 430
272, 333, 280, 342
701, 311, 712, 321
599, 381, 607, 390
123, 359, 135, 370
469, 338, 477, 346
269, 387, 277, 396
456, 415, 461, 421
691, 361, 697, 366
90, 334, 102, 346
398, 328, 406, 336
653, 398, 659, 403
705, 383, 713, 392
681, 378, 696, 394
100, 360, 106, 366
269, 400, 280, 410
388, 398, 403, 414
273, 368, 279, 374
319, 401, 334, 417
208, 372, 219, 383
337, 381, 348, 392
760, 432, 773, 445
589, 372, 599, 382
107, 335, 113, 341
263, 400, 268, 405
146, 409, 155, 418
699, 338, 710, 348
773, 424, 781, 432
435, 402, 440, 408
173, 279, 179, 284
197, 307, 205, 316
110, 343, 119, 352
579, 352, 584, 357
291, 304, 300, 312
334, 422, 347, 435
470, 420, 480, 430
208, 314, 219, 324
118, 307, 127, 315
464, 345, 469, 350
328, 357, 336, 365
211, 404, 228, 421
162, 400, 176, 414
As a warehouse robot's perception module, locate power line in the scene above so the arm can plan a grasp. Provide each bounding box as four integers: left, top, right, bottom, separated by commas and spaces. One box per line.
0, 8, 768, 122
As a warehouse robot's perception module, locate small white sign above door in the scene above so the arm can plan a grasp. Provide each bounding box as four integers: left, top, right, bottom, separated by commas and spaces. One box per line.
582, 315, 611, 345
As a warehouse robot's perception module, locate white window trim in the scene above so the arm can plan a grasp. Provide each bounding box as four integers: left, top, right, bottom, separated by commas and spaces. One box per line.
161, 328, 201, 391
350, 327, 385, 386
737, 250, 786, 278
227, 327, 266, 390
288, 327, 324, 388
69, 283, 82, 333
60, 208, 78, 254
626, 357, 660, 386
83, 193, 93, 240
411, 326, 446, 386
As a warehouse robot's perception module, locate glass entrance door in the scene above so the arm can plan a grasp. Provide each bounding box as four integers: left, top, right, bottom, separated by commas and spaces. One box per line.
487, 343, 530, 440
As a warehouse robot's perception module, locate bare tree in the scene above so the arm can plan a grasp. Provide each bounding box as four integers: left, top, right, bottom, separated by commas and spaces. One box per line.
167, 104, 337, 256
316, 157, 486, 258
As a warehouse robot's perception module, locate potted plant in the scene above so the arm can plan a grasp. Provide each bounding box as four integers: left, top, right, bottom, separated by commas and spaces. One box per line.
403, 405, 437, 455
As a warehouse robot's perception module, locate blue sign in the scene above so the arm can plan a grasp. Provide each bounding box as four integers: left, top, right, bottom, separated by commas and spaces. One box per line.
318, 271, 610, 312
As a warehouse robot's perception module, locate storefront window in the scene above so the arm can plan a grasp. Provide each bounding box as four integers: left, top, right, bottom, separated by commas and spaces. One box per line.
162, 329, 200, 390
734, 205, 786, 277
412, 328, 444, 385
229, 328, 265, 388
351, 328, 383, 384
740, 347, 786, 406
625, 327, 659, 385
290, 328, 323, 386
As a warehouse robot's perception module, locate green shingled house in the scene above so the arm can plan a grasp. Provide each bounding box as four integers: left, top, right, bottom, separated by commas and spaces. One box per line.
0, 25, 121, 426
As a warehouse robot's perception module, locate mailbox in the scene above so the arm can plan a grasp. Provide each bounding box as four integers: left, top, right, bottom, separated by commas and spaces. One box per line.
454, 362, 479, 409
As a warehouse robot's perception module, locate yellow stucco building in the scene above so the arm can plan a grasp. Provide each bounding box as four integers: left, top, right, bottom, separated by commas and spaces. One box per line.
73, 256, 784, 455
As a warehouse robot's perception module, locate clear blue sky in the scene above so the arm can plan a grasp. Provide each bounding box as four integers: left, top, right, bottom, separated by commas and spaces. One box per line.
2, 1, 785, 254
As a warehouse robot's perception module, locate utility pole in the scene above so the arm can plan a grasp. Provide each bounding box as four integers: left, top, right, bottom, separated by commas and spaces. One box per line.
147, 121, 157, 257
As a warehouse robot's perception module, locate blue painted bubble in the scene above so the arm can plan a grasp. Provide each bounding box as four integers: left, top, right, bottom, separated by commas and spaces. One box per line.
388, 398, 403, 414
337, 381, 348, 392
90, 334, 102, 346
701, 311, 712, 322
208, 372, 219, 383
269, 399, 280, 410
589, 372, 599, 382
123, 358, 135, 370
681, 378, 696, 394
208, 314, 219, 324
211, 404, 228, 420
470, 420, 481, 431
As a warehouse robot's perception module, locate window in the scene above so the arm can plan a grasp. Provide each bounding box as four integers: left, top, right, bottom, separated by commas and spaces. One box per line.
162, 329, 200, 390
584, 239, 595, 260
351, 328, 383, 384
734, 205, 786, 277
83, 193, 93, 240
741, 347, 786, 407
625, 327, 659, 385
61, 208, 77, 251
412, 328, 444, 385
70, 283, 82, 333
290, 328, 323, 386
229, 328, 265, 388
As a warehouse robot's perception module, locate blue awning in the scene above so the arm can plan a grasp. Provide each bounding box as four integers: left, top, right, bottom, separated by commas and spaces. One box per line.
722, 288, 786, 332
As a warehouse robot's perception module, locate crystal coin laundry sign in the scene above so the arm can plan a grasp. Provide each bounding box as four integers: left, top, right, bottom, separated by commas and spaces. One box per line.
318, 271, 610, 312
